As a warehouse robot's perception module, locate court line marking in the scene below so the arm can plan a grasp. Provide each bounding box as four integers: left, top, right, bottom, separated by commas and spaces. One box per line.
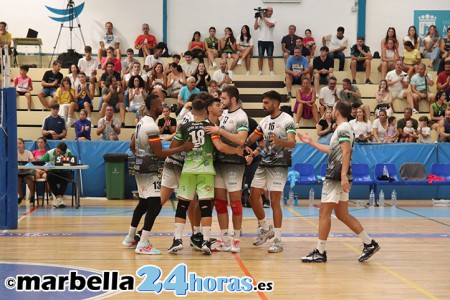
286, 207, 439, 300
393, 206, 450, 228
2, 206, 38, 234
232, 253, 268, 300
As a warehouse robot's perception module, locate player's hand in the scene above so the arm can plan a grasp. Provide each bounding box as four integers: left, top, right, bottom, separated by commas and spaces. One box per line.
297, 132, 312, 144
183, 138, 195, 151
204, 125, 219, 135
245, 154, 254, 165
236, 147, 244, 156
341, 176, 350, 193
271, 134, 283, 146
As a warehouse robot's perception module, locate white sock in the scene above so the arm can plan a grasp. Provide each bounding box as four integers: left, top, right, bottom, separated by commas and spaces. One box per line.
174, 223, 185, 240
234, 230, 241, 240
127, 226, 137, 238
258, 218, 269, 231
274, 227, 282, 240
140, 230, 150, 243
317, 239, 327, 254
358, 231, 372, 245
194, 226, 201, 234
221, 229, 230, 243
203, 226, 211, 242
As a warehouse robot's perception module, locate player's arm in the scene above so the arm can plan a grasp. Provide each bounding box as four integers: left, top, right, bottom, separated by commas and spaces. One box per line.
211, 135, 243, 156
272, 132, 296, 148
130, 134, 136, 155
340, 140, 351, 192
205, 125, 248, 146
245, 128, 263, 147
297, 132, 329, 154
151, 134, 193, 158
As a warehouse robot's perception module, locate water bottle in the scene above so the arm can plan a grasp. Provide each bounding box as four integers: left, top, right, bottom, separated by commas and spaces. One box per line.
309, 188, 315, 206
288, 188, 294, 206
391, 190, 397, 207
383, 165, 389, 177
369, 189, 375, 206
294, 193, 299, 206
379, 190, 385, 207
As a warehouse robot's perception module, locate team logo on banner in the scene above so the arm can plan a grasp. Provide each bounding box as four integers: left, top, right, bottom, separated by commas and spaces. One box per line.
45, 2, 85, 22
414, 10, 450, 38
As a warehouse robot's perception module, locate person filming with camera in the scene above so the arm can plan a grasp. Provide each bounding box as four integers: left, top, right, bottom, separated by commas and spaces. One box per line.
254, 6, 276, 76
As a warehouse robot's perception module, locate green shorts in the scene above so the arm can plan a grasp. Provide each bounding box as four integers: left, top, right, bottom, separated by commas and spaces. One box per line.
177, 173, 214, 200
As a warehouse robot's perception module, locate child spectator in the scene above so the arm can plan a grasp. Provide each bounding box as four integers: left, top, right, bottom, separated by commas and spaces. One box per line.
52, 77, 75, 123
400, 119, 416, 143
386, 116, 399, 143
67, 72, 94, 127
74, 109, 92, 140
418, 116, 432, 144
14, 65, 33, 111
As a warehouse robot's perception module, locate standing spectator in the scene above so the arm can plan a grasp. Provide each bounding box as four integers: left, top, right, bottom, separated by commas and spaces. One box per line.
281, 25, 300, 63
417, 116, 432, 144
219, 27, 239, 76
422, 25, 441, 71
349, 107, 372, 142
213, 60, 232, 89
437, 61, 450, 96
438, 107, 450, 142
37, 61, 63, 110
101, 47, 121, 72
294, 77, 318, 125
99, 75, 126, 127
254, 6, 276, 75
430, 91, 448, 130
378, 38, 399, 80
74, 109, 92, 140
303, 29, 316, 56
97, 105, 121, 140
339, 78, 370, 118
386, 60, 415, 112
313, 46, 334, 93
158, 106, 177, 136
397, 107, 419, 142
134, 23, 157, 59
52, 77, 75, 123
188, 31, 205, 64
204, 27, 219, 69
77, 46, 97, 85
122, 48, 139, 75
403, 26, 421, 50
14, 65, 33, 111
285, 47, 310, 99
318, 76, 338, 116
68, 64, 80, 89
144, 47, 164, 73
193, 63, 211, 92
68, 72, 94, 125
167, 63, 186, 99
177, 76, 200, 107
322, 27, 348, 71
411, 63, 435, 106
350, 36, 373, 84
181, 51, 198, 78
374, 79, 393, 116
237, 25, 254, 75
316, 107, 335, 144
380, 27, 399, 51
17, 138, 35, 205
98, 21, 120, 62
148, 63, 168, 101
42, 103, 67, 140
402, 41, 421, 78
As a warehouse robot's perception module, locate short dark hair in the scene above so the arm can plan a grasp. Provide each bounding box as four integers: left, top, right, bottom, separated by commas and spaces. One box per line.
84, 45, 92, 53
53, 61, 62, 66
56, 142, 67, 153
19, 65, 29, 72
50, 103, 60, 110
403, 41, 414, 48
126, 48, 134, 53
106, 61, 115, 68
172, 54, 181, 60
388, 116, 397, 124
184, 51, 193, 57
195, 92, 213, 102
445, 60, 450, 65
329, 76, 337, 82
320, 46, 329, 52
404, 107, 413, 113
343, 78, 352, 85
296, 37, 304, 41
205, 97, 220, 108
335, 100, 352, 118
144, 94, 160, 111
337, 26, 345, 33
357, 36, 365, 41
262, 90, 282, 103
192, 98, 206, 112
222, 86, 240, 101
351, 102, 361, 109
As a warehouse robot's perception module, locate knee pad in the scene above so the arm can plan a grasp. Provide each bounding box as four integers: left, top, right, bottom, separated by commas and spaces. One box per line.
215, 199, 228, 214
175, 200, 190, 219
199, 200, 212, 218
230, 200, 243, 216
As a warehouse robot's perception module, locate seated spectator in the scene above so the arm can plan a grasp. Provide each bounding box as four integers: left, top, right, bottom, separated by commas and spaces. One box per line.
208, 80, 220, 96
42, 103, 67, 140
122, 48, 139, 75
188, 31, 205, 64
285, 47, 310, 99
294, 77, 318, 125
322, 26, 348, 71
438, 107, 450, 142
74, 109, 92, 141
339, 78, 370, 118
397, 107, 418, 142
181, 50, 199, 77
39, 142, 73, 208
386, 116, 399, 143
378, 38, 399, 80
213, 60, 232, 89
128, 75, 147, 116
177, 76, 200, 107
372, 110, 389, 143
289, 37, 311, 62
402, 41, 421, 77
418, 116, 432, 144
438, 27, 450, 73
67, 72, 94, 126
77, 46, 97, 85
100, 61, 121, 89
403, 26, 421, 50
68, 64, 80, 89
236, 25, 254, 75
399, 119, 417, 143
411, 63, 435, 106
350, 36, 373, 84
17, 138, 35, 205
350, 107, 372, 142
375, 79, 393, 116
148, 63, 168, 101
318, 76, 338, 116
98, 21, 120, 62
144, 47, 164, 73
430, 91, 447, 130
204, 26, 220, 69
193, 62, 211, 92
134, 23, 157, 59
381, 27, 399, 52
281, 25, 299, 63
422, 25, 441, 71
165, 54, 181, 76
13, 65, 33, 111
101, 46, 121, 72
37, 61, 63, 110
316, 107, 335, 144
386, 60, 415, 112
348, 102, 359, 122
97, 105, 121, 140
437, 61, 450, 97
51, 77, 75, 122
312, 46, 334, 93
303, 29, 316, 56
158, 106, 177, 139
167, 63, 186, 98
99, 75, 126, 127
32, 137, 48, 180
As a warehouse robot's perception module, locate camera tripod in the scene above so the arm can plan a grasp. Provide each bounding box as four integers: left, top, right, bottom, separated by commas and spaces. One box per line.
49, 0, 86, 67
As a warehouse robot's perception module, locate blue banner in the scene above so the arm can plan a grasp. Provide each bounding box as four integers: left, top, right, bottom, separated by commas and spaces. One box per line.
414, 10, 450, 39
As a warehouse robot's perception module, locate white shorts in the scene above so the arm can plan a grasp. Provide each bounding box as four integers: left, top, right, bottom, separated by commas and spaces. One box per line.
135, 173, 161, 198
161, 162, 182, 189
321, 179, 349, 203
391, 89, 405, 100
250, 166, 287, 192
214, 164, 245, 192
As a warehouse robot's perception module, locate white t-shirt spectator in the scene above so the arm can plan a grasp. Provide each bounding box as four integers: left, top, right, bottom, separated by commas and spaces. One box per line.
78, 57, 98, 76
349, 119, 372, 138
144, 55, 164, 70
385, 70, 409, 94
372, 118, 387, 141
101, 34, 119, 48
319, 86, 337, 107
181, 61, 198, 77
324, 34, 348, 52
257, 17, 276, 42
238, 36, 254, 48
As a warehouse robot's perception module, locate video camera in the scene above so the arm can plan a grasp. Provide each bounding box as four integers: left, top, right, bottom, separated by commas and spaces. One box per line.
254, 7, 268, 18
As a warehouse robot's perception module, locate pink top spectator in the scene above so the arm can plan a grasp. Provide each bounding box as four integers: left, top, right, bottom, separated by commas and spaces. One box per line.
32, 149, 48, 160
101, 57, 121, 72
14, 75, 33, 93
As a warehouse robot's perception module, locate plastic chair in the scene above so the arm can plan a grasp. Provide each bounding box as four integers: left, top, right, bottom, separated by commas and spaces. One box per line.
430, 163, 450, 184
293, 163, 318, 184
320, 163, 327, 178
34, 178, 50, 206
351, 163, 374, 188
374, 163, 402, 186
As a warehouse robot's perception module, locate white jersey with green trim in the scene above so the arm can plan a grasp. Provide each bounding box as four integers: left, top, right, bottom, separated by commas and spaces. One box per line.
326, 121, 354, 181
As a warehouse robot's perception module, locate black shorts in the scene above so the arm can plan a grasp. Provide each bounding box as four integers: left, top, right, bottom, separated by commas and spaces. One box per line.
317, 75, 329, 85
356, 61, 366, 71
17, 91, 27, 96
292, 76, 302, 85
